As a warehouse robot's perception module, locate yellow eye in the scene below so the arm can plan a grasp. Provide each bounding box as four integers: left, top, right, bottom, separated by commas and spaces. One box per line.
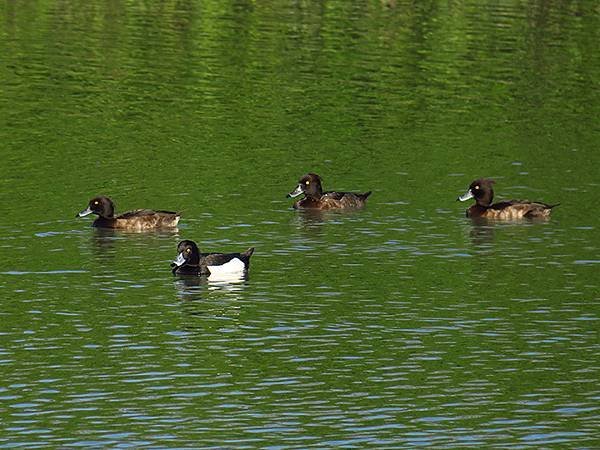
305, 181, 310, 185
94, 201, 99, 204
186, 248, 191, 253
474, 186, 479, 190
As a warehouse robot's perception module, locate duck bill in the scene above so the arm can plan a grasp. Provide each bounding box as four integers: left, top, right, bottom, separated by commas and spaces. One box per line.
457, 190, 474, 202
172, 252, 186, 267
77, 206, 93, 218
287, 184, 303, 198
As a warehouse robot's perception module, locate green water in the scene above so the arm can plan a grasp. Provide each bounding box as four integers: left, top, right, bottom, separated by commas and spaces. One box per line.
1, 1, 598, 447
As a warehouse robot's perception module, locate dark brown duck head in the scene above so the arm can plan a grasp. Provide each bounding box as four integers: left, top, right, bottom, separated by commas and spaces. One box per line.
457, 179, 495, 206
171, 239, 200, 271
77, 196, 116, 219
287, 173, 324, 200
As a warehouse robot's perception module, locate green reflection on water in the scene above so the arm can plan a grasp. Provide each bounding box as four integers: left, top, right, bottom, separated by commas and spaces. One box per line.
0, 0, 598, 447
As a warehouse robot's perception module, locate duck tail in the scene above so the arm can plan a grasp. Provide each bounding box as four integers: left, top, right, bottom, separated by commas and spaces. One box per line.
360, 191, 372, 200
547, 203, 560, 209
243, 247, 255, 258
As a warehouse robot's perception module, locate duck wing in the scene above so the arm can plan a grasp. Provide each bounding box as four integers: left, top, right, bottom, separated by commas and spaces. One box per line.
117, 209, 156, 218
115, 209, 180, 229
490, 200, 556, 219
201, 251, 252, 277
202, 252, 239, 266
322, 191, 370, 208
322, 191, 346, 201
202, 249, 254, 266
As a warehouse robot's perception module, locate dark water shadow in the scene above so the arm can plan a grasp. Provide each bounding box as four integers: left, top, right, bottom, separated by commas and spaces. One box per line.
468, 218, 497, 247
90, 227, 119, 260
291, 208, 369, 235
90, 227, 180, 257
468, 216, 554, 250
91, 226, 180, 237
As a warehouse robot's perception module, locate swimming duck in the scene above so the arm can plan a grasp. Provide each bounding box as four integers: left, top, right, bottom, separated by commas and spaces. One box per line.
77, 196, 180, 230
286, 173, 371, 210
171, 240, 254, 277
457, 179, 558, 219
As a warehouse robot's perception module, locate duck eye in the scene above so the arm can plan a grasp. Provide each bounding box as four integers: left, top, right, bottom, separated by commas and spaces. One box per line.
305, 181, 310, 185
94, 201, 99, 205
474, 186, 479, 190
186, 248, 191, 253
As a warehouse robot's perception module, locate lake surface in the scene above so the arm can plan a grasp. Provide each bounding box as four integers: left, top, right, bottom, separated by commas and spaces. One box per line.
1, 1, 598, 447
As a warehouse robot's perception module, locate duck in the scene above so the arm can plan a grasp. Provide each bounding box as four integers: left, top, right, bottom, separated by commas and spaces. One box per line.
457, 178, 558, 219
286, 173, 371, 210
171, 240, 254, 277
76, 196, 180, 230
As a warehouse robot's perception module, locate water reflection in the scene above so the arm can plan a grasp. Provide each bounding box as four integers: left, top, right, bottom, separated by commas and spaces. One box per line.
89, 227, 180, 257
467, 216, 556, 248
174, 275, 246, 334
173, 273, 249, 301
90, 228, 119, 258
468, 219, 496, 247
92, 227, 180, 238
291, 208, 369, 235
0, 0, 597, 447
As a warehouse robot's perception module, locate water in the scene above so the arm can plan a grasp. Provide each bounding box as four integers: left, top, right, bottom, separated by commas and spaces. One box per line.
1, 1, 598, 447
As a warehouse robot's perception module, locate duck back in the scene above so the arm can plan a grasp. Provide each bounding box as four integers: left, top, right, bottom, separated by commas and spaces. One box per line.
296, 191, 371, 210
101, 209, 180, 230
469, 200, 558, 219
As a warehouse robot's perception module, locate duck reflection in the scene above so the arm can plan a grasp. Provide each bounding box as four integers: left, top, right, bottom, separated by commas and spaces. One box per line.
90, 227, 119, 260
88, 227, 180, 267
468, 215, 553, 248
93, 224, 178, 242
292, 209, 327, 229
292, 208, 364, 235
468, 218, 496, 247
174, 273, 246, 334
173, 273, 249, 301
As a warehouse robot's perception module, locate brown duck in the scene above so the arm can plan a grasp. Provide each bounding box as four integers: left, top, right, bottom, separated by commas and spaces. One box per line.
77, 196, 180, 230
457, 179, 558, 219
287, 173, 371, 210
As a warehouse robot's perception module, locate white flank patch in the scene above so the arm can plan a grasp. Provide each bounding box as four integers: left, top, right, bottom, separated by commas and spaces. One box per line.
207, 273, 246, 285
207, 258, 245, 278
